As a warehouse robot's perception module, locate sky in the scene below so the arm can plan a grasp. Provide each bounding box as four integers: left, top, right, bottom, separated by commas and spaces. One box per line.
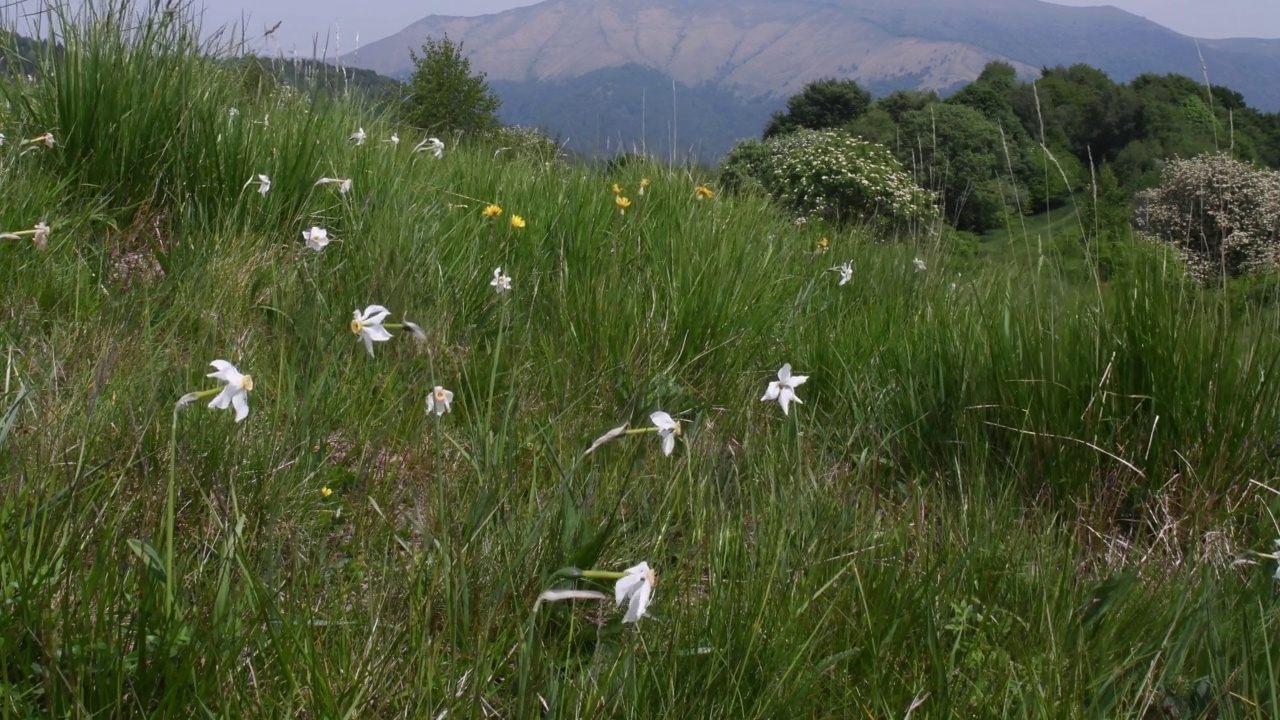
12, 1, 1280, 58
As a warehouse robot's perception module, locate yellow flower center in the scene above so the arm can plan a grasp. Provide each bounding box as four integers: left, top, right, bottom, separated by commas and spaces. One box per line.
241, 375, 254, 392
351, 319, 363, 335
434, 389, 448, 401
644, 568, 657, 588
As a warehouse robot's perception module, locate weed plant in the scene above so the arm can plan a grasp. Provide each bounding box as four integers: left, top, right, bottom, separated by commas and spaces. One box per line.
0, 2, 1278, 717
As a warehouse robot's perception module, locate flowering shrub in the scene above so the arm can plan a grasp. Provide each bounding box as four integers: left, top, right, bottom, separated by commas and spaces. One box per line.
725, 130, 936, 229
1135, 153, 1280, 281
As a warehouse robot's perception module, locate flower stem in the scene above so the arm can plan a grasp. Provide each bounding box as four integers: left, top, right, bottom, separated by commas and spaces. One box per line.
165, 402, 179, 617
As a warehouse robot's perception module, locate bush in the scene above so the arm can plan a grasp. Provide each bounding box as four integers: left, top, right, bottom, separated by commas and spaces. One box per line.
1134, 152, 1280, 282
717, 138, 769, 194
759, 129, 936, 230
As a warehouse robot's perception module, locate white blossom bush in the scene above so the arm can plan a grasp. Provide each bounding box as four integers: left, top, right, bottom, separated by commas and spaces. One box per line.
755, 130, 936, 229
1135, 153, 1280, 282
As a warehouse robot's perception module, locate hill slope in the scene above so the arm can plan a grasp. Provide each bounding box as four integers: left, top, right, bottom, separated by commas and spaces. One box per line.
347, 0, 1280, 111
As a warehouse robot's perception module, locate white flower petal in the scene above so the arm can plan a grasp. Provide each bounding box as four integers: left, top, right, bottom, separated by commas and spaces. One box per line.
362, 333, 375, 357
778, 363, 792, 382
231, 392, 250, 422
761, 382, 780, 402
649, 411, 676, 431
363, 326, 393, 342
623, 581, 651, 623
661, 432, 675, 456
789, 374, 808, 387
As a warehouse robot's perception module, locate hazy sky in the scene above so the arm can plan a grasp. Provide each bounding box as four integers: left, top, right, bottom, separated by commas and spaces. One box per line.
15, 1, 1280, 58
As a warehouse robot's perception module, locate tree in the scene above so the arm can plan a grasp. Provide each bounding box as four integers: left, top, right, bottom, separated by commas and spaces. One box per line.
899, 104, 1008, 232
762, 78, 872, 139
399, 35, 500, 135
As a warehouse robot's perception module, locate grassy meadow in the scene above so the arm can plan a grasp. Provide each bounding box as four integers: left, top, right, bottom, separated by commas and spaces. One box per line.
2, 4, 1280, 718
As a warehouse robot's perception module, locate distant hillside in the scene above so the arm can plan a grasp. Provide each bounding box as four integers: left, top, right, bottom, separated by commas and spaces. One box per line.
347, 0, 1280, 111
491, 64, 783, 162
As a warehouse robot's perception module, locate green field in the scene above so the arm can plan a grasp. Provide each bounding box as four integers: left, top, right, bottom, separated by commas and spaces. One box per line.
2, 4, 1280, 718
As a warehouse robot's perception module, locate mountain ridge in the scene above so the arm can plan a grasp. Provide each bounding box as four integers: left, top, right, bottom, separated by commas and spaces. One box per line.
345, 0, 1280, 111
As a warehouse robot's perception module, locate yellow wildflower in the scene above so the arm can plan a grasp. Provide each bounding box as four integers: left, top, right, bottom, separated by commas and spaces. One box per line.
694, 185, 715, 200
615, 196, 632, 214
816, 237, 830, 252
511, 215, 526, 229
639, 178, 650, 196
611, 183, 622, 195
483, 204, 502, 218
321, 487, 333, 497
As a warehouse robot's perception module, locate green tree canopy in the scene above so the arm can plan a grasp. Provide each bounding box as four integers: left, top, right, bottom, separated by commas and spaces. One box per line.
762, 78, 872, 139
399, 35, 501, 135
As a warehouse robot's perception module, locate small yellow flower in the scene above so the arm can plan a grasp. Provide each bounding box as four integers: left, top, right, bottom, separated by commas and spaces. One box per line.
510, 214, 526, 229
321, 487, 333, 497
615, 196, 632, 214
483, 204, 502, 218
694, 185, 715, 200
611, 183, 622, 195
816, 237, 830, 252
639, 178, 650, 196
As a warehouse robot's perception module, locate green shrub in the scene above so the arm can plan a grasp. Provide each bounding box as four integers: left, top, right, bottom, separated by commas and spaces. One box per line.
760, 129, 936, 229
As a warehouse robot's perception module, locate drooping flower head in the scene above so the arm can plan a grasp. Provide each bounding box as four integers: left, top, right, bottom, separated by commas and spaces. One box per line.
244, 173, 271, 196
615, 562, 656, 623
207, 360, 253, 422
349, 127, 367, 145
650, 411, 681, 455
761, 363, 808, 415
914, 257, 927, 272
350, 305, 393, 356
414, 136, 445, 158
639, 177, 650, 196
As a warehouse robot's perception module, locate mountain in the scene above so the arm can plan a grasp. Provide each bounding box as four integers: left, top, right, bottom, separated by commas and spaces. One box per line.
344, 0, 1280, 161
490, 63, 784, 160
348, 0, 1280, 109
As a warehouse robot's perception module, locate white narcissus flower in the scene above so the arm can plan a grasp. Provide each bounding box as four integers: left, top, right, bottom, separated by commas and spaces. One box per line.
834, 262, 853, 286
650, 411, 681, 456
32, 222, 49, 251
415, 137, 444, 158
490, 267, 512, 293
350, 305, 393, 357
228, 107, 239, 119
761, 363, 808, 415
315, 177, 352, 194
303, 226, 329, 251
0, 133, 6, 146
913, 257, 926, 272
349, 127, 366, 145
244, 173, 271, 196
615, 562, 656, 623
428, 385, 454, 415
207, 360, 253, 422
386, 133, 400, 145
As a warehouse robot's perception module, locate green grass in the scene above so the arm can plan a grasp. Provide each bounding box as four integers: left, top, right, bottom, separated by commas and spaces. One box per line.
1, 2, 1280, 717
